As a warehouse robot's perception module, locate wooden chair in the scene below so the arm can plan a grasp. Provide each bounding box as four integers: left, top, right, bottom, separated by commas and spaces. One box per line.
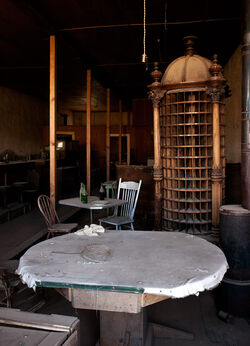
37, 195, 78, 239
103, 180, 117, 198
0, 268, 20, 308
99, 178, 142, 230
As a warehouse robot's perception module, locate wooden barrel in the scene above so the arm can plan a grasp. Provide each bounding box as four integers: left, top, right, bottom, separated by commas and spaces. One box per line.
217, 204, 250, 317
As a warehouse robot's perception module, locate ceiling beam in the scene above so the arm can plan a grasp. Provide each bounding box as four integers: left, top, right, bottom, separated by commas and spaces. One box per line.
0, 66, 48, 70
58, 17, 241, 32
10, 0, 52, 33
95, 61, 169, 68
9, 0, 126, 100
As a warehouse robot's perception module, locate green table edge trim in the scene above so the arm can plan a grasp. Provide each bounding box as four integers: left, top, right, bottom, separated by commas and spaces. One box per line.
36, 281, 145, 294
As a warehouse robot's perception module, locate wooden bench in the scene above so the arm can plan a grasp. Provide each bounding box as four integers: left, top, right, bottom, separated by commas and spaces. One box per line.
7, 202, 29, 219
0, 208, 9, 223
0, 307, 80, 345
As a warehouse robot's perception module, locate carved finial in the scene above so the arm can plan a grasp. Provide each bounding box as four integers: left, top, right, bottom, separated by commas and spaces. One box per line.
151, 62, 162, 84
209, 54, 223, 77
183, 36, 197, 56
148, 62, 165, 106
206, 54, 226, 102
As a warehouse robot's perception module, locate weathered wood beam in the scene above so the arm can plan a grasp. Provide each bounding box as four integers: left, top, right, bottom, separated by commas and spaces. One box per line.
59, 17, 241, 32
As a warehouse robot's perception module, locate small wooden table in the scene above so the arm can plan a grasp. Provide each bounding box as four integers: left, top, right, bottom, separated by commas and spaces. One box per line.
59, 196, 127, 224
17, 231, 228, 346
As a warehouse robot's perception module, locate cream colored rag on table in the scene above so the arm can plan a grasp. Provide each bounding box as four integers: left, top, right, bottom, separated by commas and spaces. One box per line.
75, 224, 105, 237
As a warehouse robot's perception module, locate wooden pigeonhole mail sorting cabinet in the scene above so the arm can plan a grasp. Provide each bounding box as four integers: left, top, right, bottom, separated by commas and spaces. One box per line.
149, 37, 226, 237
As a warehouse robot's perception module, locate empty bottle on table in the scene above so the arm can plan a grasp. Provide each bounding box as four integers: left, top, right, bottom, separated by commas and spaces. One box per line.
80, 182, 88, 203
99, 184, 105, 200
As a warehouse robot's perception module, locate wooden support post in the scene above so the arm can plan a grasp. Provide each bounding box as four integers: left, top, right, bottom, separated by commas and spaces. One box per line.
127, 134, 131, 165
153, 105, 162, 232
148, 63, 165, 231
49, 35, 57, 206
86, 69, 91, 195
118, 99, 122, 165
4, 173, 7, 186
106, 88, 111, 181
211, 102, 222, 235
207, 55, 225, 240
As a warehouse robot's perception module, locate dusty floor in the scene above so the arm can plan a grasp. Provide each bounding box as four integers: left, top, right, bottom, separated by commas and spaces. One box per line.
0, 203, 249, 345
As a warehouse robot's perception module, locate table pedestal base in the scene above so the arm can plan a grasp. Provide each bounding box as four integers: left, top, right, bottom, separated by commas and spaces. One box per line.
100, 309, 151, 346
99, 309, 194, 346
76, 309, 99, 346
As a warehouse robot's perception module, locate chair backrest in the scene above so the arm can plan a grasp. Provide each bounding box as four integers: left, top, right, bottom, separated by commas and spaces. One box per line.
37, 195, 60, 227
116, 178, 142, 219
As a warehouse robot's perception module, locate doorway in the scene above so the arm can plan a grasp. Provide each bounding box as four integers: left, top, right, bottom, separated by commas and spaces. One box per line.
110, 134, 130, 165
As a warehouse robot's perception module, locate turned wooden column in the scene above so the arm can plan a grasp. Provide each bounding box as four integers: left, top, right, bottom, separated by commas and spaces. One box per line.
206, 55, 225, 240
148, 63, 165, 231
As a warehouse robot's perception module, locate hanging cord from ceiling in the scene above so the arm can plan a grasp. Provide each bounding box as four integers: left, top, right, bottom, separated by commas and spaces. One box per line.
142, 0, 148, 69
164, 0, 168, 31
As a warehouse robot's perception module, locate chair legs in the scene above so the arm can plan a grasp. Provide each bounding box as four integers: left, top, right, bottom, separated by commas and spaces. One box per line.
1, 285, 11, 308
46, 231, 54, 240
98, 220, 134, 231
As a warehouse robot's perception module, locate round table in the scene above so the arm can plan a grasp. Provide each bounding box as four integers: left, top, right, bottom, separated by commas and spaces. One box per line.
18, 231, 228, 345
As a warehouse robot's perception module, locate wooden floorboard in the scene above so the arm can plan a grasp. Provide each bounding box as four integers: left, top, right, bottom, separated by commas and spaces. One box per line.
0, 205, 79, 261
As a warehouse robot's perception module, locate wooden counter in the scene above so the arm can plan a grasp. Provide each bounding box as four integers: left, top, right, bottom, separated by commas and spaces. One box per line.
0, 159, 46, 167
0, 159, 47, 185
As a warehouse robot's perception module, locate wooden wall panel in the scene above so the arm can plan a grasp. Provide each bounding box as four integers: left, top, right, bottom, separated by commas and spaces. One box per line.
0, 86, 47, 159
132, 99, 154, 165
43, 97, 154, 171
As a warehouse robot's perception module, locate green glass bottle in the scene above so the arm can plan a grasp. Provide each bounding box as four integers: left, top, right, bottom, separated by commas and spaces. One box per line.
80, 182, 88, 203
